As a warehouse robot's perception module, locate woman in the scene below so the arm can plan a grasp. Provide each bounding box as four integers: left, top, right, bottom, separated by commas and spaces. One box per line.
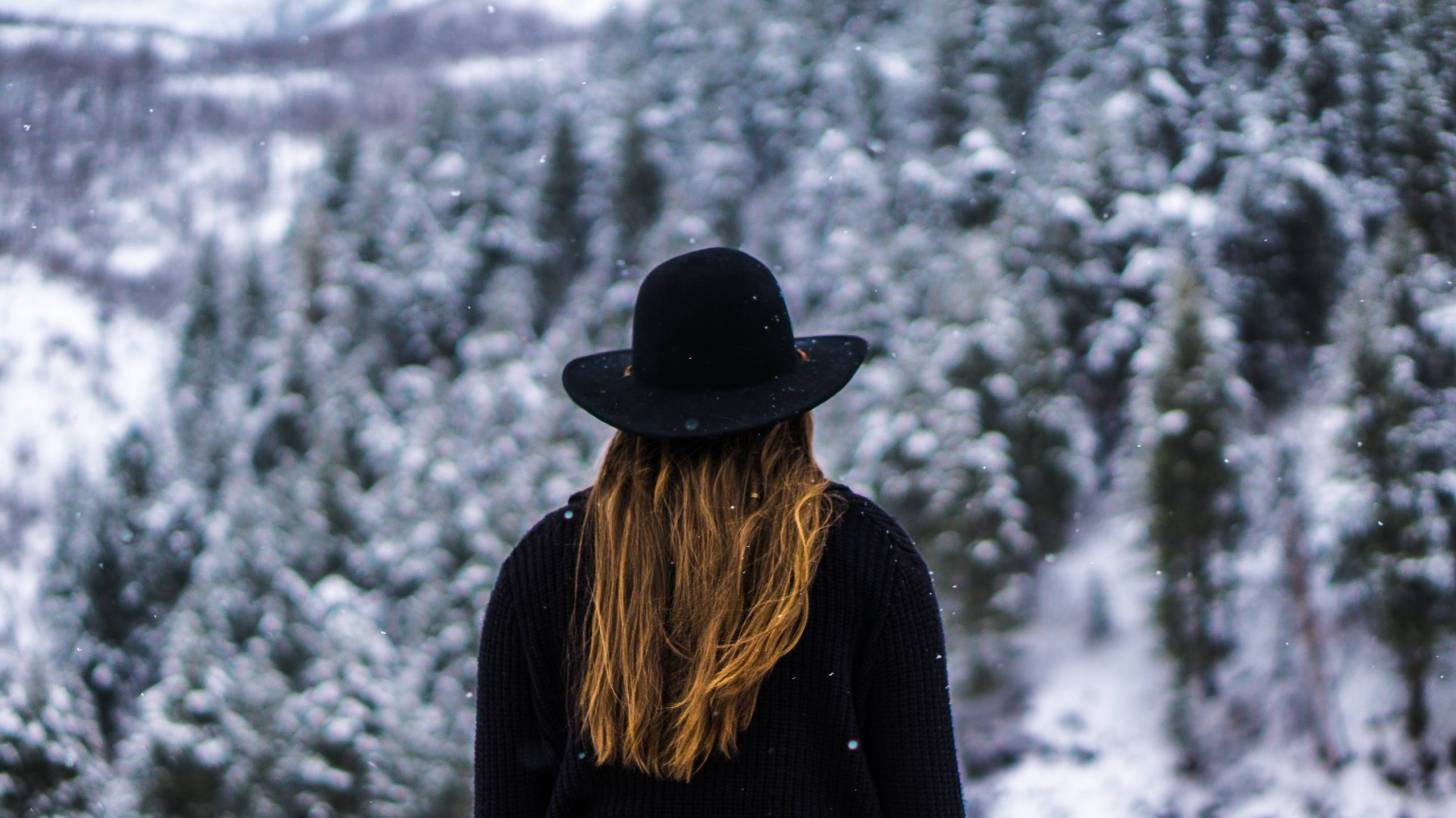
474, 247, 964, 817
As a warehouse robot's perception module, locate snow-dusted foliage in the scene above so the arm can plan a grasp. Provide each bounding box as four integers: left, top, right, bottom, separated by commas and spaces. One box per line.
1325, 216, 1456, 770
2, 0, 1455, 815
0, 650, 106, 816
1128, 255, 1252, 772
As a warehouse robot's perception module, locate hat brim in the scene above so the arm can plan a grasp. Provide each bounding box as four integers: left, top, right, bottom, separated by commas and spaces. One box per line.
561, 334, 868, 440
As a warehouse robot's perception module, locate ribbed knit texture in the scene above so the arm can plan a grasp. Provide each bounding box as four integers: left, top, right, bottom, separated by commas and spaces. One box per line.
474, 480, 966, 817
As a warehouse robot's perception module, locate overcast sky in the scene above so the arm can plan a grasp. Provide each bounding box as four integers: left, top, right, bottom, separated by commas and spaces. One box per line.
0, 0, 649, 36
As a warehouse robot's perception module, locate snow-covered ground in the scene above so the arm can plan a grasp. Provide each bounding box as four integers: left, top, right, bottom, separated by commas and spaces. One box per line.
984, 507, 1188, 817
0, 260, 170, 653
974, 400, 1456, 817
0, 128, 324, 653
163, 68, 347, 104
0, 18, 585, 658
435, 38, 587, 86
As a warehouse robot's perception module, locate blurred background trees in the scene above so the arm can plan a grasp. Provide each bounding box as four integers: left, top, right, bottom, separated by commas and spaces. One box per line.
1, 0, 1454, 814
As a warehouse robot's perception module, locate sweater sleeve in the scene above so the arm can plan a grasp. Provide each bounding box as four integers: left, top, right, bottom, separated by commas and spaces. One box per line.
860, 545, 966, 817
474, 555, 556, 817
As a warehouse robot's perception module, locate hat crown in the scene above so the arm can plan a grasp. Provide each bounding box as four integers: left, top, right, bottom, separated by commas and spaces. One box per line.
630, 247, 799, 390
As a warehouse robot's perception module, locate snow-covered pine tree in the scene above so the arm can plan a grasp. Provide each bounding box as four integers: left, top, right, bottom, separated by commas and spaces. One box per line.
1331, 217, 1455, 755
249, 327, 315, 477
1246, 0, 1286, 79
1199, 0, 1233, 68
533, 109, 592, 336
1380, 35, 1456, 261
461, 182, 525, 335
1215, 154, 1353, 410
611, 109, 665, 269
376, 162, 474, 374
41, 425, 207, 761
1350, 0, 1397, 185
0, 650, 105, 817
418, 86, 459, 158
1290, 2, 1349, 141
852, 314, 1037, 696
925, 2, 976, 150
322, 127, 361, 217
234, 245, 276, 384
1003, 183, 1114, 396
174, 234, 225, 405
840, 312, 1036, 779
955, 267, 1093, 559
849, 50, 890, 158
1130, 256, 1247, 769
119, 546, 426, 818
991, 0, 1061, 132
172, 233, 232, 501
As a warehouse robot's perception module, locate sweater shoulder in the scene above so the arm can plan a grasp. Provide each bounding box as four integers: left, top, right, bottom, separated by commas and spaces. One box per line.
825, 480, 919, 556
501, 486, 591, 579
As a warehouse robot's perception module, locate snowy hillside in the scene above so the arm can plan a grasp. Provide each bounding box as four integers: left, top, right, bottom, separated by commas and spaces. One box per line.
0, 263, 170, 650
0, 0, 583, 642
983, 438, 1455, 818
1, 0, 457, 39
0, 0, 639, 39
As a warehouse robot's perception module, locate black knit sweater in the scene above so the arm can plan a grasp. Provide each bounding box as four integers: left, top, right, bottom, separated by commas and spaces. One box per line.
474, 480, 966, 817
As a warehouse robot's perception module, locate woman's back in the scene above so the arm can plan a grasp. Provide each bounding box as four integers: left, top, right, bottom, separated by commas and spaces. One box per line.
474, 480, 965, 817
475, 246, 964, 816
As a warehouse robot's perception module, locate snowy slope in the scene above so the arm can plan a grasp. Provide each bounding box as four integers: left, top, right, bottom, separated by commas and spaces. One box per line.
0, 260, 171, 654
974, 402, 1456, 818
982, 508, 1188, 817
0, 18, 579, 652
0, 0, 434, 39
0, 0, 643, 38
0, 129, 324, 651
0, 19, 197, 60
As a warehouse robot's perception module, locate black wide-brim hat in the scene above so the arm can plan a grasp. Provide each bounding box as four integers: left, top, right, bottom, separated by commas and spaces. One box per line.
562, 246, 867, 440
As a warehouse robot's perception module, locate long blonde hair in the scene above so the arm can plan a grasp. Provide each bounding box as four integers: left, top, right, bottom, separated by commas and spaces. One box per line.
569, 411, 843, 782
